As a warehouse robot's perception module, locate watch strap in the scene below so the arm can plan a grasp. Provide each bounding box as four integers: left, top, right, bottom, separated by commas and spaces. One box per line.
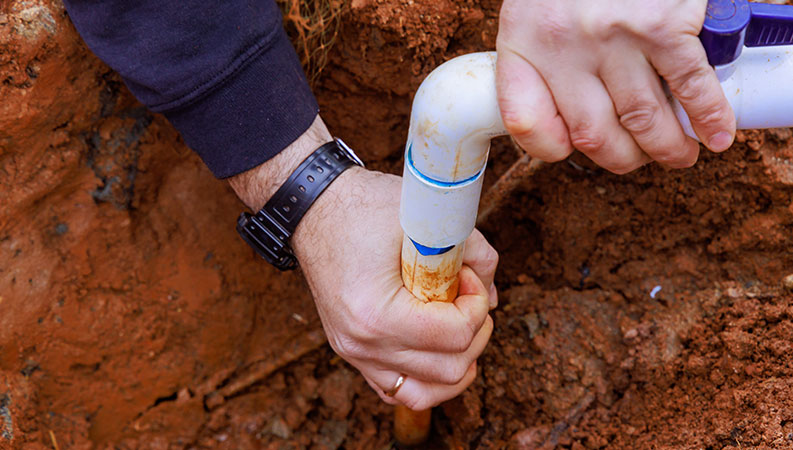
260, 140, 357, 237
237, 139, 362, 271
237, 212, 297, 270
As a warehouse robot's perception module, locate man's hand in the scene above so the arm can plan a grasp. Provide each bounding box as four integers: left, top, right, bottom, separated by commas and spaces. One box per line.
496, 0, 736, 174
229, 116, 499, 410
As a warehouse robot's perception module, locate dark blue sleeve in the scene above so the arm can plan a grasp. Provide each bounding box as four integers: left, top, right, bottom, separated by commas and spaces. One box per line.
63, 0, 319, 178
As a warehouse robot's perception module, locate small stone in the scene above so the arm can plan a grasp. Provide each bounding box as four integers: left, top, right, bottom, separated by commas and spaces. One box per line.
721, 330, 756, 360
54, 223, 68, 235
176, 388, 192, 403
782, 274, 793, 291
244, 420, 259, 434
265, 416, 291, 439
620, 357, 635, 370
523, 313, 540, 339
314, 419, 347, 450
623, 328, 638, 341
686, 355, 708, 376
318, 369, 354, 418
512, 425, 550, 448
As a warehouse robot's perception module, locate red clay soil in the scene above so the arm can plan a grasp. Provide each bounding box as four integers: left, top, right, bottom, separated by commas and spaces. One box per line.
2, 0, 793, 449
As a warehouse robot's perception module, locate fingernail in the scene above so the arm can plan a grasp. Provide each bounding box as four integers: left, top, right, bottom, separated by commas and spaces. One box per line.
708, 131, 733, 152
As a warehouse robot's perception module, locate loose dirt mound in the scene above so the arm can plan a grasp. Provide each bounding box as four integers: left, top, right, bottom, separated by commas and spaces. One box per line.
3, 0, 793, 448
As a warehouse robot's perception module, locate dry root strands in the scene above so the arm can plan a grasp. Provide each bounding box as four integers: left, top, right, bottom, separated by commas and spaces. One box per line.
477, 151, 544, 227
277, 0, 344, 85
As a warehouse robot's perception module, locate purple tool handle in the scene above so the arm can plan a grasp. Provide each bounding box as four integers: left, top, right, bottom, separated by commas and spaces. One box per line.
700, 0, 793, 66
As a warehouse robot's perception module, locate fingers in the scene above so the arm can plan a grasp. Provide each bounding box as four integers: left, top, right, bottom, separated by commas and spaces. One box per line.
397, 362, 478, 410
599, 48, 701, 168
372, 315, 493, 386
366, 362, 479, 411
379, 266, 491, 353
357, 269, 493, 409
496, 48, 573, 162
463, 229, 499, 309
649, 34, 735, 152
488, 283, 498, 310
550, 73, 652, 174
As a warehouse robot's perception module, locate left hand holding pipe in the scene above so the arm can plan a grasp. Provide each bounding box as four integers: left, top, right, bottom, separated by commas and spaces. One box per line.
293, 169, 498, 411
495, 0, 736, 174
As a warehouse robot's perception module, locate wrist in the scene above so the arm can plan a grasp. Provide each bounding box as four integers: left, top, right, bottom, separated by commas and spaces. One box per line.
230, 114, 371, 269
290, 165, 369, 266
228, 115, 333, 211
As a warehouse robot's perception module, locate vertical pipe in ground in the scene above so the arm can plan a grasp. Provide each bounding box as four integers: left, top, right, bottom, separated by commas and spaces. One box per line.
395, 238, 464, 445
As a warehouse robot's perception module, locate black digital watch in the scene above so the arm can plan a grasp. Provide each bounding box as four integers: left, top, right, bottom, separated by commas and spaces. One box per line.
236, 138, 364, 270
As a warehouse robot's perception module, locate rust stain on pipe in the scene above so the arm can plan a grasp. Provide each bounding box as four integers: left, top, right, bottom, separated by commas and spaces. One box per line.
401, 238, 463, 303
395, 237, 464, 445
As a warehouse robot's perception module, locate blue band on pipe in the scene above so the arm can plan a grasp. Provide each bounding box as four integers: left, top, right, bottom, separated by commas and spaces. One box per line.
407, 143, 483, 187
410, 238, 455, 256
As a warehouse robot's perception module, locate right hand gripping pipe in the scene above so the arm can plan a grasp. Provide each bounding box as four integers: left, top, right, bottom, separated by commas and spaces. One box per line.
396, 0, 793, 445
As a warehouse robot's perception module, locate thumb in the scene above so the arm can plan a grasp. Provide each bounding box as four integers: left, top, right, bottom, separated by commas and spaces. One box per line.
496, 48, 573, 161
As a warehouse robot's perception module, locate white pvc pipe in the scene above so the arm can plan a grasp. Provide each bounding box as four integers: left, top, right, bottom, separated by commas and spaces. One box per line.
400, 52, 507, 253
398, 53, 507, 302
400, 46, 793, 258
399, 47, 793, 301
673, 44, 793, 138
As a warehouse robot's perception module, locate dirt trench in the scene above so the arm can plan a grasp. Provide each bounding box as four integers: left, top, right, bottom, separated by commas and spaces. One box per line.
2, 0, 793, 449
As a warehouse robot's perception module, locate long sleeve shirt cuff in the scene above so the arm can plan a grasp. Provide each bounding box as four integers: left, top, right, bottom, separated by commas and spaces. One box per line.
160, 27, 319, 178
64, 0, 319, 179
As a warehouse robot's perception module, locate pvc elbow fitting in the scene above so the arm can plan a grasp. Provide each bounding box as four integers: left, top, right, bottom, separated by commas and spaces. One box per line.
400, 43, 793, 264
399, 52, 507, 252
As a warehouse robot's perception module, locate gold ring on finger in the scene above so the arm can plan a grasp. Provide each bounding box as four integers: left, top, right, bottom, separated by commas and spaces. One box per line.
386, 374, 407, 397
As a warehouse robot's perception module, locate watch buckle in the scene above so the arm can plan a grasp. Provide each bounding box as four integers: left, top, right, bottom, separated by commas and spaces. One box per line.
335, 138, 365, 167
